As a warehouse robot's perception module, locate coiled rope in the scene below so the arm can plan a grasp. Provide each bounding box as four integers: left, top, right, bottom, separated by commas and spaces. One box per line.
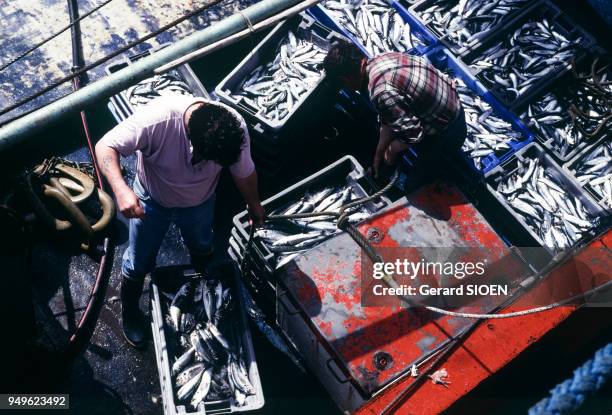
529, 343, 612, 415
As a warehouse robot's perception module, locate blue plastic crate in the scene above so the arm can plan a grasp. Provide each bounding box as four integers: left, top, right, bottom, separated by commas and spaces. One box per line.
306, 1, 437, 58
422, 47, 535, 174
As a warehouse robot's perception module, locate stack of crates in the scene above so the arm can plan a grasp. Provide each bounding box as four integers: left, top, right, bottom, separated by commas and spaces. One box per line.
227, 156, 391, 318
215, 14, 346, 177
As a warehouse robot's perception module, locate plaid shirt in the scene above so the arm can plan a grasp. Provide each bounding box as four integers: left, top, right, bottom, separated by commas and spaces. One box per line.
367, 52, 460, 144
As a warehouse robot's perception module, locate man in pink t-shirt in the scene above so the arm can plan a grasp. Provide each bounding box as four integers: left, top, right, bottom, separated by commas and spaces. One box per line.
96, 96, 264, 347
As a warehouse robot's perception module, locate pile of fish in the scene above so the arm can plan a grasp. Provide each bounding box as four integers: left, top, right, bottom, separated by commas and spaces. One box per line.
164, 278, 255, 409
521, 72, 611, 158
125, 70, 192, 107
231, 31, 326, 123
471, 18, 584, 102
322, 0, 422, 56
572, 141, 612, 208
255, 183, 372, 268
455, 79, 524, 169
495, 154, 598, 252
416, 0, 530, 50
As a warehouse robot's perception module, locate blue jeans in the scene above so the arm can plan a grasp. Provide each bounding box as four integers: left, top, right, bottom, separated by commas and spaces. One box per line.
121, 179, 215, 281
399, 106, 467, 192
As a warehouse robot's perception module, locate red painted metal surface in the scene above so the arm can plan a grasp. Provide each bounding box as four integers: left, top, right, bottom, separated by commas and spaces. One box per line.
357, 231, 611, 414
277, 182, 530, 398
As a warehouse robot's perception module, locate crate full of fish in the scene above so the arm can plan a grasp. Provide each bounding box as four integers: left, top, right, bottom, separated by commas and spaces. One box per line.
150, 263, 264, 415
515, 54, 611, 162
422, 48, 534, 173
105, 44, 209, 123
230, 156, 391, 276
485, 143, 607, 254
565, 137, 612, 212
307, 0, 437, 57
462, 0, 595, 109
409, 0, 535, 57
215, 14, 343, 134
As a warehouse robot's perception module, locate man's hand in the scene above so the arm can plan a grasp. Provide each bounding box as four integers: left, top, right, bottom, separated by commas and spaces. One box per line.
384, 139, 410, 165
248, 203, 266, 227
233, 170, 264, 226
95, 142, 144, 218
372, 125, 394, 178
115, 187, 145, 219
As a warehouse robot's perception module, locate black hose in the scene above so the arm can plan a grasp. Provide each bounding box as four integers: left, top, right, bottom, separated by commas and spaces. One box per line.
63, 0, 114, 358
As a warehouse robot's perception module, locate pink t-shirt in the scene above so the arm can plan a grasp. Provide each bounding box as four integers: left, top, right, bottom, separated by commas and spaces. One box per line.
99, 96, 255, 208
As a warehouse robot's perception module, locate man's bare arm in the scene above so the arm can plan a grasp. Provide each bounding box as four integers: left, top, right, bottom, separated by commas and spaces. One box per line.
232, 170, 265, 225
95, 142, 145, 218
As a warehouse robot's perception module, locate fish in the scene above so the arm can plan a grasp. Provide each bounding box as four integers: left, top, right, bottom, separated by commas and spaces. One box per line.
177, 369, 203, 402
572, 141, 612, 208
165, 278, 256, 406
453, 79, 525, 169
494, 154, 599, 252
190, 367, 213, 408
169, 281, 195, 332
172, 346, 196, 376
322, 0, 422, 56
231, 30, 326, 124
470, 18, 584, 103
175, 363, 205, 388
521, 65, 611, 158
416, 0, 530, 50
125, 70, 193, 108
253, 183, 374, 262
227, 353, 256, 396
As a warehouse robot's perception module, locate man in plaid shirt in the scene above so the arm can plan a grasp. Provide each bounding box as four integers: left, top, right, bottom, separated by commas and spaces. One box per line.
324, 40, 466, 183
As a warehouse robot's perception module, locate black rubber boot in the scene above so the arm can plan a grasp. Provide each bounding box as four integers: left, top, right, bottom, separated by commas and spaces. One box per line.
120, 276, 147, 348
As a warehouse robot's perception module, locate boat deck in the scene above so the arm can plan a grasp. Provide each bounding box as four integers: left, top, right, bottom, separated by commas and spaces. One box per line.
1, 0, 611, 414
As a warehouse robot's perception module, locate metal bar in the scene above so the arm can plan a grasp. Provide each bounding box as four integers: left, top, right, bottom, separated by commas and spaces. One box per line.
0, 0, 305, 154
155, 0, 320, 74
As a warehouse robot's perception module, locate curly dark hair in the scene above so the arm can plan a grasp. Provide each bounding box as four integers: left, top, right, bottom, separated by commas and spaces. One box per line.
187, 104, 244, 167
323, 39, 365, 79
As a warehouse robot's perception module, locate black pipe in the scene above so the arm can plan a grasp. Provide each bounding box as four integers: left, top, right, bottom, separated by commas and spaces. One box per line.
66, 0, 88, 85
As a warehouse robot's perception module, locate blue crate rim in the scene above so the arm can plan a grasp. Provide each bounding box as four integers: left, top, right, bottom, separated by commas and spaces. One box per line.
422, 47, 535, 175
307, 0, 438, 59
